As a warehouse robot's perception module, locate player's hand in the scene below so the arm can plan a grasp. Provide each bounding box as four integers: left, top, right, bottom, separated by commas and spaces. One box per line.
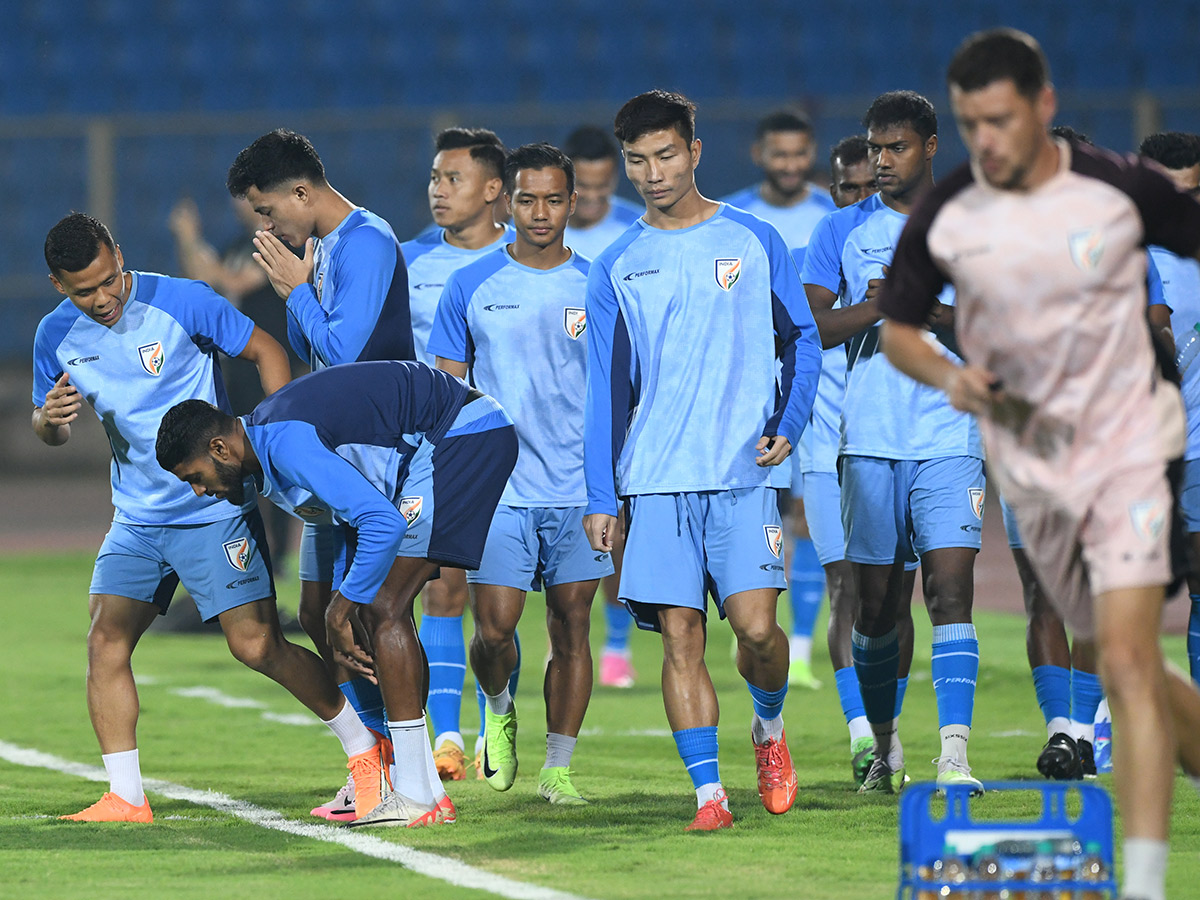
863, 264, 890, 308
325, 592, 376, 682
756, 434, 792, 466
167, 198, 201, 242
41, 372, 81, 426
584, 513, 619, 553
253, 230, 315, 300
944, 364, 1002, 416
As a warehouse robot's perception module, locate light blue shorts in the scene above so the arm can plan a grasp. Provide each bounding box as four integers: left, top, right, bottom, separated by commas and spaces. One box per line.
468, 505, 614, 591
90, 510, 274, 622
298, 521, 347, 585
840, 455, 985, 566
802, 471, 845, 566
619, 486, 787, 632
1000, 496, 1024, 549
1181, 458, 1200, 533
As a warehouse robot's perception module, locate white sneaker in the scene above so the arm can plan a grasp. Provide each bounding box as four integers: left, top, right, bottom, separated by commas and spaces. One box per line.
310, 773, 356, 822
934, 756, 984, 796
346, 790, 437, 828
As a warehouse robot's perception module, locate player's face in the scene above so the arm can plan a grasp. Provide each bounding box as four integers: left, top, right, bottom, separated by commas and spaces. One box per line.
621, 127, 701, 212
951, 79, 1055, 191
866, 123, 935, 201
245, 183, 315, 248
754, 129, 815, 197
507, 166, 576, 250
173, 453, 246, 506
50, 243, 130, 328
429, 148, 501, 230
1162, 163, 1200, 198
572, 157, 618, 227
830, 157, 877, 208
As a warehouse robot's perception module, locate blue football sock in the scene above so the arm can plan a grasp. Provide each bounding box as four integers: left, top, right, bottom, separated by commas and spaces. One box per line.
476, 628, 523, 735
1189, 594, 1200, 685
787, 537, 825, 639
931, 623, 979, 729
603, 601, 631, 654
894, 675, 909, 719
851, 627, 900, 726
746, 680, 787, 721
418, 614, 465, 738
834, 665, 866, 724
673, 726, 720, 790
338, 677, 386, 734
1070, 668, 1104, 728
1032, 665, 1072, 726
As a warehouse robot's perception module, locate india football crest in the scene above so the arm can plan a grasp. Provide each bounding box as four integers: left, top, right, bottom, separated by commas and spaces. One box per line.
1129, 499, 1166, 543
715, 258, 742, 291
968, 488, 985, 520
563, 307, 587, 340
399, 496, 423, 526
763, 524, 783, 559
1068, 228, 1105, 272
222, 538, 251, 571
137, 341, 165, 376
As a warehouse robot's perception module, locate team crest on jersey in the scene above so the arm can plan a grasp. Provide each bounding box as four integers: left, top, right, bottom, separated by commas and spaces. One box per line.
222, 538, 251, 572
137, 341, 165, 376
763, 525, 783, 559
399, 496, 423, 526
563, 307, 587, 340
714, 258, 742, 291
1068, 228, 1105, 272
968, 488, 985, 520
1129, 499, 1166, 543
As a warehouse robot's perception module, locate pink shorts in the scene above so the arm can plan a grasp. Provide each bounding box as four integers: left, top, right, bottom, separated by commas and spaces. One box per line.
1006, 464, 1173, 638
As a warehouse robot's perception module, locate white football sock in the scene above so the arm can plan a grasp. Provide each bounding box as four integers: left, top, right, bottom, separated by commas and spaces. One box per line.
696, 782, 727, 809
386, 717, 436, 807
1122, 837, 1167, 900
751, 713, 784, 744
433, 730, 464, 752
322, 698, 377, 758
1047, 716, 1072, 739
789, 635, 813, 665
847, 716, 873, 744
939, 724, 971, 765
545, 733, 577, 769
102, 749, 144, 806
484, 687, 513, 716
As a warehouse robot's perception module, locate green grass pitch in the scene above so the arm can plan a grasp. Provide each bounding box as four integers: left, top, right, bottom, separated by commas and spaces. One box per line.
1, 552, 1197, 899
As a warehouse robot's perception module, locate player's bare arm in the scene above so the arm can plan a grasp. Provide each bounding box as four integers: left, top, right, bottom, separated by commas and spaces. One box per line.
755, 434, 792, 466
32, 372, 81, 447
237, 326, 292, 396
881, 319, 997, 416
584, 513, 619, 553
1147, 304, 1176, 358
252, 229, 315, 299
806, 281, 885, 349
434, 357, 469, 379
325, 591, 376, 682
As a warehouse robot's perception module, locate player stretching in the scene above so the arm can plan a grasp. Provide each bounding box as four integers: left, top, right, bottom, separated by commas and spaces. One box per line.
562, 125, 643, 688
429, 143, 613, 804
804, 92, 985, 796
402, 127, 519, 782
584, 90, 821, 830
226, 129, 413, 819
880, 29, 1200, 900
159, 361, 518, 827
35, 214, 388, 823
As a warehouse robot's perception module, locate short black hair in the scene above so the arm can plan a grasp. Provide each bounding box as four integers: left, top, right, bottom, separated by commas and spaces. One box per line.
1140, 132, 1200, 170
44, 212, 116, 275
156, 399, 236, 473
756, 108, 812, 141
434, 127, 507, 181
1050, 125, 1093, 146
947, 28, 1051, 100
226, 129, 326, 198
830, 134, 870, 171
563, 125, 621, 164
504, 142, 575, 195
863, 91, 938, 142
613, 90, 697, 146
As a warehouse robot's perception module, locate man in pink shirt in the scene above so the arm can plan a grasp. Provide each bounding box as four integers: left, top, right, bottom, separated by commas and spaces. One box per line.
878, 28, 1200, 900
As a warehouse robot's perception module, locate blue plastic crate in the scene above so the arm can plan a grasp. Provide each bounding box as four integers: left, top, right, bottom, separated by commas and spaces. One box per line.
898, 781, 1117, 899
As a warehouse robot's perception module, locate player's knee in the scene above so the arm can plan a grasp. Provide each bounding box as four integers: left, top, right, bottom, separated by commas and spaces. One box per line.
923, 589, 972, 625
227, 630, 280, 673
296, 603, 326, 644
1097, 636, 1159, 699
733, 617, 779, 657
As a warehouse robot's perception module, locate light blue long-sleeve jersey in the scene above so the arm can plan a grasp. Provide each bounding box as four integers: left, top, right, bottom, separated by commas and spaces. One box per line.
564, 196, 643, 261
427, 247, 592, 506
583, 203, 822, 516
721, 183, 836, 250
33, 272, 255, 525
1151, 245, 1200, 460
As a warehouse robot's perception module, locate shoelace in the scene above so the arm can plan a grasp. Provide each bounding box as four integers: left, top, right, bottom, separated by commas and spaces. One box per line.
755, 741, 786, 787
931, 756, 973, 775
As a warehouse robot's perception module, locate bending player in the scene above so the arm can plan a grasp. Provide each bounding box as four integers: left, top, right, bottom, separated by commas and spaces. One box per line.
430, 143, 613, 805
584, 90, 822, 830
34, 213, 388, 823
880, 29, 1200, 900
158, 361, 518, 827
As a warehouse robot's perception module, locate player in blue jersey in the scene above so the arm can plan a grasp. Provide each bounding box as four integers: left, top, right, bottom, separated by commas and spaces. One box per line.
802, 91, 986, 796
226, 128, 414, 818
158, 361, 518, 827
562, 125, 643, 689
1142, 131, 1200, 690
583, 90, 822, 830
401, 127, 517, 783
429, 143, 614, 805
34, 214, 389, 824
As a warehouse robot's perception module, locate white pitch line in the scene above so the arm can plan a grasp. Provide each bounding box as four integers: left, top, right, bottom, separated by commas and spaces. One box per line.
0, 740, 592, 900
